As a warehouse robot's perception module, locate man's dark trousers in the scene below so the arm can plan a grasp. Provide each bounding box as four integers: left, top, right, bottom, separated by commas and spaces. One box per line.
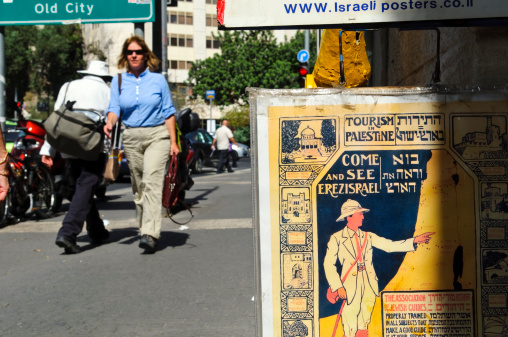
57, 153, 107, 241
216, 150, 232, 173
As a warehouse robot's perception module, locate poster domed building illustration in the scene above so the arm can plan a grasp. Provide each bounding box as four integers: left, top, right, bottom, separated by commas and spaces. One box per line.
280, 119, 337, 164
300, 126, 323, 157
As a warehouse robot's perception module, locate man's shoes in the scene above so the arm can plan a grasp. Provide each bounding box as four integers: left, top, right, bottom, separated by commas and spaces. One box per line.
228, 170, 234, 173
88, 229, 110, 245
55, 236, 81, 254
139, 235, 158, 253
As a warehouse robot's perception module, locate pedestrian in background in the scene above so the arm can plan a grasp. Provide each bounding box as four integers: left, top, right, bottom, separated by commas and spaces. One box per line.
0, 132, 10, 202
104, 35, 179, 254
41, 60, 112, 254
212, 119, 238, 174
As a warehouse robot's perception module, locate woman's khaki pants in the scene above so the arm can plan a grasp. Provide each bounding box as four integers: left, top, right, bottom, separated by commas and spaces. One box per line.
123, 124, 170, 239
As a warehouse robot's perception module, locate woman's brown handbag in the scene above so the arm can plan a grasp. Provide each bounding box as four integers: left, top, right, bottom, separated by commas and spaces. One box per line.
162, 153, 193, 225
162, 155, 179, 210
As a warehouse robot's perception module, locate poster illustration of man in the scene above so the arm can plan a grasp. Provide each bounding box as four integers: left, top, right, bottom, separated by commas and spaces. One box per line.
323, 199, 434, 337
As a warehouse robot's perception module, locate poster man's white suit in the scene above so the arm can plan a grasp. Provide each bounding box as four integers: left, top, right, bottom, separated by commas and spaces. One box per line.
323, 199, 434, 337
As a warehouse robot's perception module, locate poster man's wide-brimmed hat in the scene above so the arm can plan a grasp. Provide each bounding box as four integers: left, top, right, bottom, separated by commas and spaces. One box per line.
336, 199, 369, 221
77, 60, 112, 79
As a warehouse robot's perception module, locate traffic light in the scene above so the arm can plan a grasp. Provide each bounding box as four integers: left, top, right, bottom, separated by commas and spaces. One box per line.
7, 100, 22, 113
298, 63, 309, 88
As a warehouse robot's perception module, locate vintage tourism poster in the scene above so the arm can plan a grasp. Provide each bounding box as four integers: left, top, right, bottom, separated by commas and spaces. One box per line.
249, 87, 508, 337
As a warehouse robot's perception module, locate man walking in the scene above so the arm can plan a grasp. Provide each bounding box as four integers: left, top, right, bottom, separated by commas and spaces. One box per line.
41, 60, 112, 254
323, 199, 434, 337
212, 119, 238, 174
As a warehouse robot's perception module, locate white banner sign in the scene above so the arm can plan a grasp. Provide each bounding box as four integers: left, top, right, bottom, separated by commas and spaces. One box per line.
218, 0, 507, 28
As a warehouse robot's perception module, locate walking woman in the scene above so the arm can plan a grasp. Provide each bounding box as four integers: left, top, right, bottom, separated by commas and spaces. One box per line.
104, 36, 180, 253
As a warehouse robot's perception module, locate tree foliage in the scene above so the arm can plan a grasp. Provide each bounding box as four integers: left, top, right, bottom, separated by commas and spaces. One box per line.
187, 30, 316, 106
4, 26, 38, 109
31, 25, 86, 99
4, 25, 86, 111
222, 106, 251, 144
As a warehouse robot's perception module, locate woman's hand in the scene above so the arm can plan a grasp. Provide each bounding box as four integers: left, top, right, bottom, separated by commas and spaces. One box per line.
104, 112, 119, 139
171, 142, 180, 156
104, 123, 114, 139
165, 115, 180, 156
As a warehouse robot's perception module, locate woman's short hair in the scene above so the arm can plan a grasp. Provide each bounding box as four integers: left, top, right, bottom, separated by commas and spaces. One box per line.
118, 35, 160, 72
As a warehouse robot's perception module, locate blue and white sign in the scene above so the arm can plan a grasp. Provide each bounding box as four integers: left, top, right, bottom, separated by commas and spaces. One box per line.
206, 90, 216, 100
297, 50, 309, 63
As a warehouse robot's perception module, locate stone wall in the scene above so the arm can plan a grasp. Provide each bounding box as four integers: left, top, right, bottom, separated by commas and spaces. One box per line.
384, 27, 508, 87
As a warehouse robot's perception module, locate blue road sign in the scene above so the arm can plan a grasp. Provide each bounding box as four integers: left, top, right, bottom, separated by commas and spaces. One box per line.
297, 50, 309, 63
206, 90, 215, 100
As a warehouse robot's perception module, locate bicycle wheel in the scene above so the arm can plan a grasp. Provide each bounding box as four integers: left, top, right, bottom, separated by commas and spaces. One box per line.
31, 164, 56, 219
10, 180, 30, 217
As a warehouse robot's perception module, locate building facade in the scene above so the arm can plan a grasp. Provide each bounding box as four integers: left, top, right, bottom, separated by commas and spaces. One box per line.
81, 3, 295, 122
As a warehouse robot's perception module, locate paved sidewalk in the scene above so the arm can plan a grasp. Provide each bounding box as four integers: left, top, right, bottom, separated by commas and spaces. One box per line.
0, 158, 257, 337
0, 228, 257, 337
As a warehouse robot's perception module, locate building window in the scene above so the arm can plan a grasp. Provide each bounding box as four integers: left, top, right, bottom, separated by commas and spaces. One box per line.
169, 60, 191, 70
170, 12, 177, 23
206, 14, 217, 27
169, 35, 193, 48
170, 12, 193, 25
206, 36, 220, 49
206, 0, 217, 4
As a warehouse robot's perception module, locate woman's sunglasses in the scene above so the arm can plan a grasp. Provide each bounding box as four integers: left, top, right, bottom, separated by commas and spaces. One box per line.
126, 49, 145, 56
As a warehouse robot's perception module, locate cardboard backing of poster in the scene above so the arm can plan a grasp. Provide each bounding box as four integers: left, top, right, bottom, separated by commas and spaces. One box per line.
250, 87, 508, 337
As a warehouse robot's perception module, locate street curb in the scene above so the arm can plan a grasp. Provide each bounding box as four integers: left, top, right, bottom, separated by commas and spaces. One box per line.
0, 217, 253, 233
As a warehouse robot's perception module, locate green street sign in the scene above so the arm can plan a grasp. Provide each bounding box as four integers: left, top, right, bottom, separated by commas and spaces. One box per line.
0, 0, 154, 25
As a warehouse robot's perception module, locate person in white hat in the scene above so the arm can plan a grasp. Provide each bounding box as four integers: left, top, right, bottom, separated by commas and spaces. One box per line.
323, 199, 434, 337
41, 60, 112, 254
